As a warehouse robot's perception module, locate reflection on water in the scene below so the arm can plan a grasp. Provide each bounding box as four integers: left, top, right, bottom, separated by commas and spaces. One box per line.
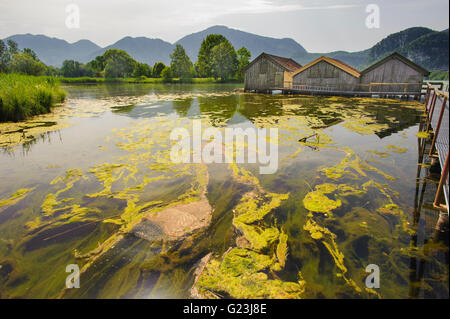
0, 83, 448, 299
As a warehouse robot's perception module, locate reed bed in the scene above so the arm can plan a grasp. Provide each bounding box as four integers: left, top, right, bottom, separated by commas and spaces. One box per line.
0, 74, 66, 122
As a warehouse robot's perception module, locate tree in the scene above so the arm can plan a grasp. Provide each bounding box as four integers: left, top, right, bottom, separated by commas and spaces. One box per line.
211, 41, 238, 81
196, 34, 227, 77
23, 48, 39, 61
45, 65, 60, 76
170, 44, 193, 79
161, 66, 172, 82
87, 55, 106, 73
236, 47, 251, 81
103, 49, 136, 78
133, 62, 152, 77
10, 53, 46, 75
61, 60, 93, 77
7, 40, 19, 55
0, 40, 10, 73
152, 62, 166, 78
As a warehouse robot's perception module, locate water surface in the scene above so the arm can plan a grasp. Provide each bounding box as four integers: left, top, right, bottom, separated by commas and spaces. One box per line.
0, 83, 447, 299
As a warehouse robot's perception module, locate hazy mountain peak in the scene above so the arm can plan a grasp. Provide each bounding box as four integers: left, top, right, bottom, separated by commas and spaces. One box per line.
176, 25, 307, 62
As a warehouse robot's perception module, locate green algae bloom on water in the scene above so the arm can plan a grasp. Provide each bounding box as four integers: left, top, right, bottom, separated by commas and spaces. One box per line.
0, 188, 34, 209
303, 183, 342, 214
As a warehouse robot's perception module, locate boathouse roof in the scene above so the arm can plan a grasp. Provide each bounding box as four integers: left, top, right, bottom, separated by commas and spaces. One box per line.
244, 53, 302, 73
293, 56, 361, 78
360, 52, 430, 76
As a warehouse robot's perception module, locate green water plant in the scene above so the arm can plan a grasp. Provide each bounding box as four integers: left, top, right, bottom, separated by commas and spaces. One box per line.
0, 74, 66, 122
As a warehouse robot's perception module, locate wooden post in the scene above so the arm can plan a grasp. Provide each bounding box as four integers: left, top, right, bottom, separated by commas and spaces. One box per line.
429, 97, 447, 156
426, 92, 438, 132
434, 153, 449, 211
424, 87, 431, 107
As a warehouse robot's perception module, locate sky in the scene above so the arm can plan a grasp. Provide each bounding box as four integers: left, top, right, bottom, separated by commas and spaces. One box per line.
0, 0, 448, 52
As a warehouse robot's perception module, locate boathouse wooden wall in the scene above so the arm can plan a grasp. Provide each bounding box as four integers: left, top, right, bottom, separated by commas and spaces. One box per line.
360, 57, 425, 93
292, 60, 359, 91
244, 57, 285, 91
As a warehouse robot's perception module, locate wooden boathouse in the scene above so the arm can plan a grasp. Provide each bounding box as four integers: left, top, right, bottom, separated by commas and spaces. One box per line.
359, 52, 430, 94
244, 51, 430, 99
291, 56, 361, 92
244, 53, 302, 92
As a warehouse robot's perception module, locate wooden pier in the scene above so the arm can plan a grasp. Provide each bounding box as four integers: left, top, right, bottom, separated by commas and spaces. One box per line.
265, 82, 429, 99
422, 83, 449, 214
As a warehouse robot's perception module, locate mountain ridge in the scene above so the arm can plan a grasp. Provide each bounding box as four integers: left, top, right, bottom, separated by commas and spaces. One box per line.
3, 25, 448, 70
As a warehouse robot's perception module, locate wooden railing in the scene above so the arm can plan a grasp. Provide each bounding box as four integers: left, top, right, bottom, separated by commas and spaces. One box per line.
291, 84, 336, 91
423, 83, 449, 212
288, 82, 424, 93
358, 82, 423, 93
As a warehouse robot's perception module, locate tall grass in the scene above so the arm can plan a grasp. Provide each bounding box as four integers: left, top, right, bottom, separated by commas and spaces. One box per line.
0, 74, 66, 122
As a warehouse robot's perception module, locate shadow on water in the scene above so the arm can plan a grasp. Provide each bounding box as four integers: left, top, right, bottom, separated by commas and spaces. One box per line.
408, 121, 449, 298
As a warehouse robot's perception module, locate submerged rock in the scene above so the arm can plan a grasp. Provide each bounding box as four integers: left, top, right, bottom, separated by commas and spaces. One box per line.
131, 220, 165, 242
137, 197, 212, 242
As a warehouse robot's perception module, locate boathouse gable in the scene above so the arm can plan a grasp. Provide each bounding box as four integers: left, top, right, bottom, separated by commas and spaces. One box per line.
292, 56, 360, 91
360, 52, 430, 93
244, 53, 302, 91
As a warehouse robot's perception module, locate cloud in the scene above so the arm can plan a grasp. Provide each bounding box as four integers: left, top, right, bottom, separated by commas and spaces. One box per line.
166, 0, 359, 25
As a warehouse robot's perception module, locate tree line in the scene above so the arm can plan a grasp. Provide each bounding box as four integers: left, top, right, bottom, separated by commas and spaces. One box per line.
0, 39, 52, 76
0, 34, 251, 82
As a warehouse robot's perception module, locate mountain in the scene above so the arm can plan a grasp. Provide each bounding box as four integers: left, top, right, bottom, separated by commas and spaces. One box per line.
292, 50, 370, 69
3, 25, 448, 71
355, 27, 449, 70
399, 29, 449, 70
176, 25, 307, 63
366, 27, 435, 64
4, 34, 100, 67
85, 36, 175, 66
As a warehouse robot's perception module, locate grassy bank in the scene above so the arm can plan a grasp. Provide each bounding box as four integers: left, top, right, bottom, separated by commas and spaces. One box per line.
58, 76, 242, 84
0, 74, 66, 122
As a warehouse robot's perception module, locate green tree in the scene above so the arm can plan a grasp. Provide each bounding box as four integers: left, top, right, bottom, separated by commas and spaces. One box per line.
23, 48, 39, 61
152, 62, 166, 78
161, 66, 172, 82
61, 60, 93, 77
0, 40, 11, 73
236, 47, 251, 81
45, 65, 60, 76
170, 44, 193, 80
211, 41, 238, 81
87, 55, 106, 73
196, 34, 227, 77
10, 53, 46, 75
133, 62, 152, 77
103, 49, 136, 78
7, 40, 19, 55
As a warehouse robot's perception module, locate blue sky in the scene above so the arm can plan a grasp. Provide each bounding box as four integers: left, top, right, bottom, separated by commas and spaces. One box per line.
0, 0, 448, 52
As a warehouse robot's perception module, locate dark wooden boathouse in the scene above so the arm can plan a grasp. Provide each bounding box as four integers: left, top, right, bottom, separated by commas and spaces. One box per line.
244, 53, 302, 92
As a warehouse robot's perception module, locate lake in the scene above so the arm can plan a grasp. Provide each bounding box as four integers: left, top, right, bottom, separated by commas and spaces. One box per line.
0, 83, 448, 299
